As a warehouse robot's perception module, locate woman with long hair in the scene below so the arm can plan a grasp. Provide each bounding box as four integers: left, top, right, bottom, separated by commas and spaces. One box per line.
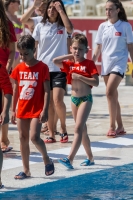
21, 0, 72, 135
32, 0, 73, 143
93, 0, 133, 137
21, 0, 58, 135
0, 0, 16, 152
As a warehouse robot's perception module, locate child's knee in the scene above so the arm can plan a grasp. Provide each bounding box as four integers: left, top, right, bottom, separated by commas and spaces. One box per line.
106, 89, 115, 99
19, 134, 28, 142
54, 98, 64, 108
74, 126, 83, 134
30, 135, 40, 144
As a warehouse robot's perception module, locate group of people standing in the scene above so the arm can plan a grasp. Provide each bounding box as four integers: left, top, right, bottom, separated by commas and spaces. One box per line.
0, 0, 133, 189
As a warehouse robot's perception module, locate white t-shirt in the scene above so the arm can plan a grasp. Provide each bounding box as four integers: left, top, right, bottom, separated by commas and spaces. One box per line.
31, 16, 43, 26
32, 20, 68, 72
95, 20, 133, 75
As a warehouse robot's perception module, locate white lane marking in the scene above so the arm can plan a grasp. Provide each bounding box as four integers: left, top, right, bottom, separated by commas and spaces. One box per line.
101, 137, 133, 146
3, 137, 133, 170
3, 146, 108, 170
3, 159, 36, 170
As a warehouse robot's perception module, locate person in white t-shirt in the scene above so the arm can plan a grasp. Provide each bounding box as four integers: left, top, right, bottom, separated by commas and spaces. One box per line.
93, 0, 133, 137
32, 0, 73, 143
21, 0, 72, 136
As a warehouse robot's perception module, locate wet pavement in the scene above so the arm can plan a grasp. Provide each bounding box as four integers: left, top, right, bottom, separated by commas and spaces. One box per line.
0, 77, 133, 199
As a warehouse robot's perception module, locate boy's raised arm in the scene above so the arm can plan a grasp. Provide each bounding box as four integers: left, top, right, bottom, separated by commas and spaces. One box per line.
53, 54, 73, 68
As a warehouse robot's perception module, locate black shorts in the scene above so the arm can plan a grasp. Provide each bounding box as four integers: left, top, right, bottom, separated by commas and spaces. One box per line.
106, 71, 124, 78
50, 72, 67, 91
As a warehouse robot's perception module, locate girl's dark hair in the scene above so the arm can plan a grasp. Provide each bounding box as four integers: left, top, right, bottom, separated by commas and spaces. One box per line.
42, 0, 68, 27
3, 0, 12, 10
106, 0, 128, 21
17, 35, 35, 50
0, 0, 10, 48
72, 34, 88, 48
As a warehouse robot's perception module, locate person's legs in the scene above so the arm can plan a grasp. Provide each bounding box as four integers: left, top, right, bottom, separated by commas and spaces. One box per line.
81, 124, 93, 161
45, 72, 67, 143
0, 145, 3, 187
115, 90, 125, 133
41, 122, 49, 134
46, 90, 56, 141
53, 111, 59, 134
103, 74, 123, 133
53, 87, 66, 134
15, 118, 31, 178
0, 93, 10, 150
68, 100, 92, 163
42, 112, 58, 135
1, 124, 9, 149
30, 118, 54, 175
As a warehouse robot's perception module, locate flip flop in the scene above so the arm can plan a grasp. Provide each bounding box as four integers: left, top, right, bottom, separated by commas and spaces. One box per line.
107, 130, 117, 138
60, 133, 68, 143
14, 172, 30, 180
116, 129, 126, 135
1, 146, 13, 153
80, 159, 95, 166
0, 184, 4, 189
45, 159, 54, 176
44, 137, 56, 143
58, 158, 74, 169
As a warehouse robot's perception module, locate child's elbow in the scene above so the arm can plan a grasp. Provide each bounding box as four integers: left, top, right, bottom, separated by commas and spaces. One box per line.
53, 58, 59, 65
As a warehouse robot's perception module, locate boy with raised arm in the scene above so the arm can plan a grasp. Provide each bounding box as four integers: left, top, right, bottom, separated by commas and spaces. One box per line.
53, 34, 99, 169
